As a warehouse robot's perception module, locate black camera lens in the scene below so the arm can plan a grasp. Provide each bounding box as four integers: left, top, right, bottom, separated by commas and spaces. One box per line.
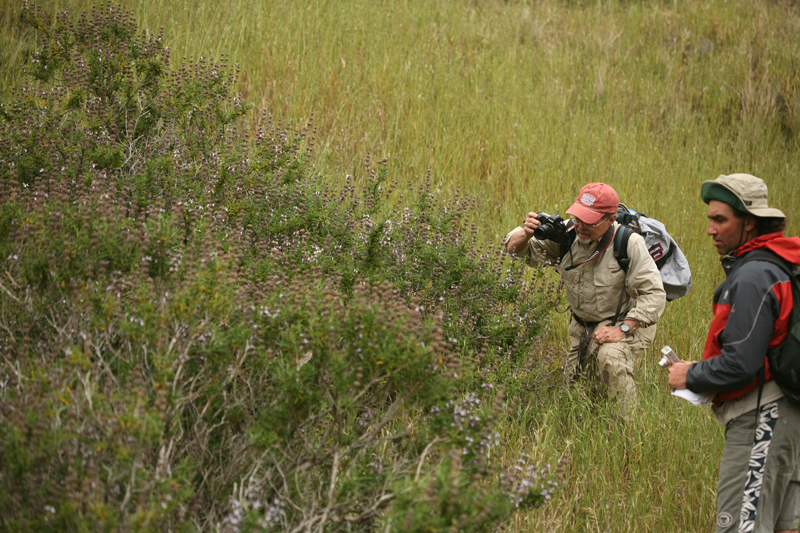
532, 213, 565, 242
534, 224, 556, 240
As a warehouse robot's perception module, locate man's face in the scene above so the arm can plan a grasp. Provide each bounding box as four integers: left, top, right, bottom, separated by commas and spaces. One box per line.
706, 200, 750, 255
574, 214, 615, 243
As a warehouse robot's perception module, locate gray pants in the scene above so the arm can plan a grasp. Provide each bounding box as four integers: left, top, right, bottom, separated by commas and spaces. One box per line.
716, 397, 800, 532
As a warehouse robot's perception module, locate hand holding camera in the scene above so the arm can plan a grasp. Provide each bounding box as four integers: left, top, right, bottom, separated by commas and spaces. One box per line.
521, 212, 540, 238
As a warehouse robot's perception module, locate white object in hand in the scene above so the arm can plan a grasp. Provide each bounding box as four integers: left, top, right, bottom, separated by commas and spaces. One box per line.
658, 345, 681, 368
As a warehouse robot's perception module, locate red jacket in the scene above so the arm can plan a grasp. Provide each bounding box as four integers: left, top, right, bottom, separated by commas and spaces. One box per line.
686, 232, 800, 403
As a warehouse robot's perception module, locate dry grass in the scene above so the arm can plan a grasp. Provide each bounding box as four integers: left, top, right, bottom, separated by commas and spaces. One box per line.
2, 0, 799, 530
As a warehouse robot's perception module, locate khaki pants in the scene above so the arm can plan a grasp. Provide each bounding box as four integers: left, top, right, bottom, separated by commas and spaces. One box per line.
565, 318, 657, 418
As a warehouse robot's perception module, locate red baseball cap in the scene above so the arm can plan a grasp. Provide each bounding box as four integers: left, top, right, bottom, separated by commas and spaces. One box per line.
566, 183, 619, 224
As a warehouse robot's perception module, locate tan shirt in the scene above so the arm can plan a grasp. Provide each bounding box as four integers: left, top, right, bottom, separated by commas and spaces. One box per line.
711, 380, 784, 426
504, 222, 666, 327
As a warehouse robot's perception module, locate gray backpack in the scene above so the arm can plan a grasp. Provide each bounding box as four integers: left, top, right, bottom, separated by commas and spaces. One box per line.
613, 203, 692, 301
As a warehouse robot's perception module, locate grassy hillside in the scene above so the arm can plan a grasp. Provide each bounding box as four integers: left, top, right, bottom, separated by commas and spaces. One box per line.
2, 0, 799, 531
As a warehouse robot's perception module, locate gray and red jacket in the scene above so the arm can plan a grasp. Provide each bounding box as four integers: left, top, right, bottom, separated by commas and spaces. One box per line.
686, 232, 800, 403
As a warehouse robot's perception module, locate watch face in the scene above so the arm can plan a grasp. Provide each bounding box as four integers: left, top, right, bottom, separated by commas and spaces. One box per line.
620, 324, 631, 335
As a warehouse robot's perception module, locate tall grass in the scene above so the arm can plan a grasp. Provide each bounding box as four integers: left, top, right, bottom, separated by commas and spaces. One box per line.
3, 0, 799, 530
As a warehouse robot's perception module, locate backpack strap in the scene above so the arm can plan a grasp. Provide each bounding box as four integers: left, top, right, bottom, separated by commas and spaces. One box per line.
755, 365, 765, 438
611, 225, 636, 325
613, 225, 634, 273
738, 249, 790, 273
737, 249, 791, 436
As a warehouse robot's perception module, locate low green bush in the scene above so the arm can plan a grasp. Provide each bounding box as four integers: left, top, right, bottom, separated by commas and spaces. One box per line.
0, 4, 561, 531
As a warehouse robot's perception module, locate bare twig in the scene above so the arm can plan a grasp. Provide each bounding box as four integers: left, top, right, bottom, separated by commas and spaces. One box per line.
316, 451, 340, 532
119, 460, 139, 511
415, 437, 445, 482
0, 279, 23, 305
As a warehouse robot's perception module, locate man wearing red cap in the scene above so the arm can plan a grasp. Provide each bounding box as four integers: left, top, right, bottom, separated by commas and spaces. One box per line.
504, 183, 666, 417
668, 174, 800, 533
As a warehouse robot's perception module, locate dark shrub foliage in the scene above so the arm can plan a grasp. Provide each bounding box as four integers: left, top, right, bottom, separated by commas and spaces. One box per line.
0, 4, 561, 531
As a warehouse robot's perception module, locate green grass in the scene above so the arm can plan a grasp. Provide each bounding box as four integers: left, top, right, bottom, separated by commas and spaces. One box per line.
500, 360, 723, 531
3, 0, 799, 530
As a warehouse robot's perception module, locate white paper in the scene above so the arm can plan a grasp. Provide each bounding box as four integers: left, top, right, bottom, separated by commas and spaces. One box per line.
671, 388, 714, 406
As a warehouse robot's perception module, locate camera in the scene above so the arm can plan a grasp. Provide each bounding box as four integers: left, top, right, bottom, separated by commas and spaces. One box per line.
533, 213, 567, 242
658, 346, 680, 368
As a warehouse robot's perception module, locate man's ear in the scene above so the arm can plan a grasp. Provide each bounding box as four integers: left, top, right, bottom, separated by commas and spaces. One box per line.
744, 214, 757, 233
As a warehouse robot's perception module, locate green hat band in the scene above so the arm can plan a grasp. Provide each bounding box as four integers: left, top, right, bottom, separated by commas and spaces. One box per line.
701, 183, 747, 214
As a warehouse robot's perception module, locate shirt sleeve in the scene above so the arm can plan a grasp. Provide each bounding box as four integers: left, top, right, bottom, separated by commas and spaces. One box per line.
686, 263, 784, 393
502, 226, 563, 267
623, 232, 666, 327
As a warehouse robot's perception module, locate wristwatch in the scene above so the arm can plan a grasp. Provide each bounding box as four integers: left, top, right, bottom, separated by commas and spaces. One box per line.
619, 323, 632, 337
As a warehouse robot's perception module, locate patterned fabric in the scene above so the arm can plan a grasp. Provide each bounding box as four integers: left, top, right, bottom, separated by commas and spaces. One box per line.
738, 402, 780, 532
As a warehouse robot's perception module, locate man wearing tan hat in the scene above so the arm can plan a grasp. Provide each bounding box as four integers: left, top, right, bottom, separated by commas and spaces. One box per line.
505, 183, 666, 417
669, 174, 800, 532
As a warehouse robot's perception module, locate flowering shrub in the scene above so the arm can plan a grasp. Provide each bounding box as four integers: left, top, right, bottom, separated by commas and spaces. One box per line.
0, 4, 560, 531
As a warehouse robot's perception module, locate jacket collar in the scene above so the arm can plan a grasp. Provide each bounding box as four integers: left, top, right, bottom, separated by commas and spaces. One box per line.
722, 232, 800, 274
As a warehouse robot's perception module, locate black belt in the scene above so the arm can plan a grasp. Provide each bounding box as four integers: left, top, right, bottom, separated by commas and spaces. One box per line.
571, 312, 616, 328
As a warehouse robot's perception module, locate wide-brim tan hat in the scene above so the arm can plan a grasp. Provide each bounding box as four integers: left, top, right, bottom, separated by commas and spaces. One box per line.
701, 173, 785, 219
